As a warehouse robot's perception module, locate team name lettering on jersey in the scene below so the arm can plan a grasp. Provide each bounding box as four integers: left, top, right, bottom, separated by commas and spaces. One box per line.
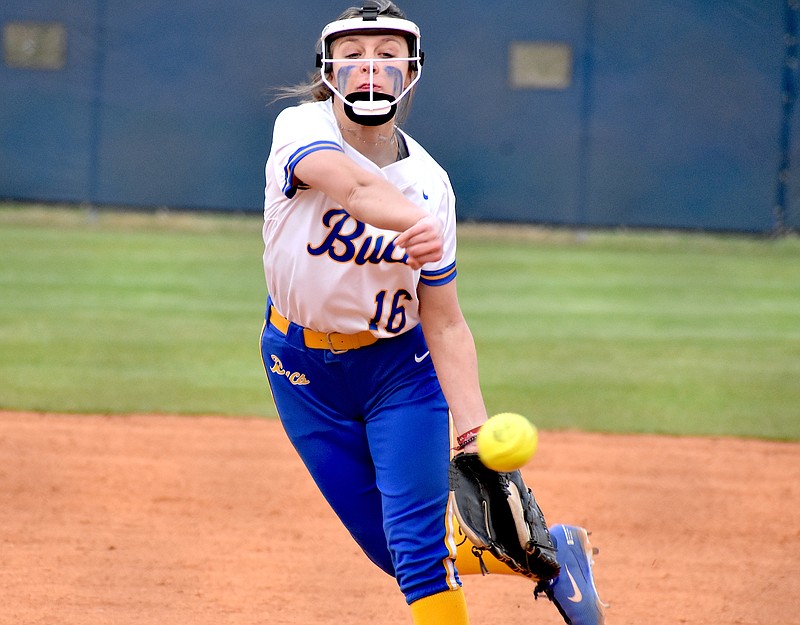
307, 209, 408, 265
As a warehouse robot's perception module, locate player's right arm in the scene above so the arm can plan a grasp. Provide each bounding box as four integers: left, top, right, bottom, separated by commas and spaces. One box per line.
293, 149, 443, 269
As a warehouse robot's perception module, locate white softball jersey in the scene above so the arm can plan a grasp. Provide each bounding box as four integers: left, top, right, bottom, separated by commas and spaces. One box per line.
262, 99, 457, 338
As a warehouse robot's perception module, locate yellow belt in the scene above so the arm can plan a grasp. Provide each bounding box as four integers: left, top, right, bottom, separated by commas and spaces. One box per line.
269, 306, 379, 353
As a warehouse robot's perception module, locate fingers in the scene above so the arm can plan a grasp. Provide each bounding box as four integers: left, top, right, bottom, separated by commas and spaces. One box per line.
395, 215, 444, 269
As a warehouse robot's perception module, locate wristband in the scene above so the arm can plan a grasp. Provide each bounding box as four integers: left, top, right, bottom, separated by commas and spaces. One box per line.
455, 425, 482, 451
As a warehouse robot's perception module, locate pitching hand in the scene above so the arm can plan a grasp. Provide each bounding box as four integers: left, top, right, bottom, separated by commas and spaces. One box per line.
395, 214, 444, 270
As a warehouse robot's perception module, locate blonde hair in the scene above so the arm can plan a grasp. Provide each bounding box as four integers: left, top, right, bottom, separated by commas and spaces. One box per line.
273, 1, 417, 123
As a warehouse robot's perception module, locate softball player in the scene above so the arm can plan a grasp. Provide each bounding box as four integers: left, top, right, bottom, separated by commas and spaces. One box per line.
259, 2, 605, 624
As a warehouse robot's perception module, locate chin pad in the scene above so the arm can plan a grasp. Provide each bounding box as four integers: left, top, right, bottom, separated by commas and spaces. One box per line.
344, 92, 397, 127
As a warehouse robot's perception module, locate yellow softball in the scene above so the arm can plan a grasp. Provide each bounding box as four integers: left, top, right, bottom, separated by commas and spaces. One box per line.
477, 412, 539, 472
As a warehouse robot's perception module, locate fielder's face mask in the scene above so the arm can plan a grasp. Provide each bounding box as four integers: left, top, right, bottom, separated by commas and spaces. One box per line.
316, 13, 424, 126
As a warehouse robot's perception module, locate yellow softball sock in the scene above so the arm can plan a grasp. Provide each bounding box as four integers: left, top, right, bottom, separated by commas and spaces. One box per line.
410, 588, 469, 625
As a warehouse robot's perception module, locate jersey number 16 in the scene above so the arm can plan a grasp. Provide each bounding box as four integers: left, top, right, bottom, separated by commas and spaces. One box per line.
369, 289, 412, 334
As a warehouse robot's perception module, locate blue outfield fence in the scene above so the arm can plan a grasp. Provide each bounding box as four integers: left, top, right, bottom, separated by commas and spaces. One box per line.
0, 0, 797, 232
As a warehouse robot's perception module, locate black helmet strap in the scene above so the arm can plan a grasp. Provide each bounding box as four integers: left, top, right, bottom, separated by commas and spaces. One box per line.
360, 2, 380, 21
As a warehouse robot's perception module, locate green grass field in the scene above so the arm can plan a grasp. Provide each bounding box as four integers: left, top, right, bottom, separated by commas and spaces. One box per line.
2, 204, 798, 440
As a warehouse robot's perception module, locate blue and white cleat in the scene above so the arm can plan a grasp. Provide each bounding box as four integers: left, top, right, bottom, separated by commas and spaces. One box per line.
535, 524, 607, 625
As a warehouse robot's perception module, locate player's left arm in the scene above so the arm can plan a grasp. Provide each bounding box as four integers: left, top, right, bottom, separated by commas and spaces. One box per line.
418, 279, 488, 450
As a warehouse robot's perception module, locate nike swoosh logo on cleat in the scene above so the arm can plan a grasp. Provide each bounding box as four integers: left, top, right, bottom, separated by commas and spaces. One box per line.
414, 351, 430, 363
564, 564, 583, 603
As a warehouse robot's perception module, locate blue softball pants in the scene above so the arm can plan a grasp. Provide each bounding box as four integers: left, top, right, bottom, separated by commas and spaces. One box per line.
260, 310, 460, 603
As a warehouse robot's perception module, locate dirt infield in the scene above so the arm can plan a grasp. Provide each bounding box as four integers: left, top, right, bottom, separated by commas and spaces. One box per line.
1, 412, 798, 625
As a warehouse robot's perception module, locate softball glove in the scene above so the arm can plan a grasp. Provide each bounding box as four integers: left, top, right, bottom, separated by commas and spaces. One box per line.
448, 452, 560, 582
